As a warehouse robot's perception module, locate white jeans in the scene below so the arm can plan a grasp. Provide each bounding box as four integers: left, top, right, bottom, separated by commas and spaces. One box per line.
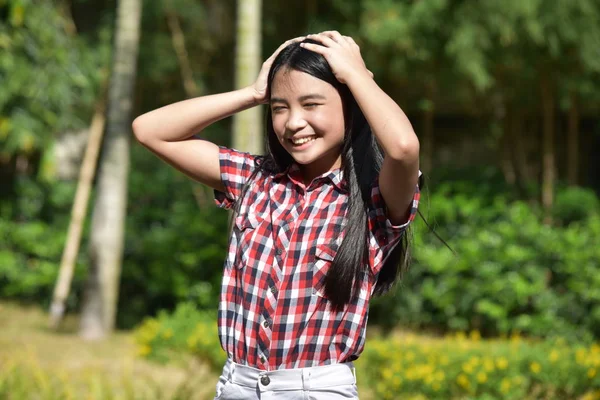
213, 358, 359, 399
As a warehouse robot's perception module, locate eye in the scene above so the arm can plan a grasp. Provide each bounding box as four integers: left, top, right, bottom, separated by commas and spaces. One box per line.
304, 103, 320, 109
271, 106, 286, 113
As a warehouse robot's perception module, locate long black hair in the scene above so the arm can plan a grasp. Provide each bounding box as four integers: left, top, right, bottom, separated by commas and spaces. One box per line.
232, 39, 420, 310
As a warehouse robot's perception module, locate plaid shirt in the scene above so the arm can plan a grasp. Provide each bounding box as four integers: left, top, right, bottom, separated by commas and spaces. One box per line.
213, 146, 419, 371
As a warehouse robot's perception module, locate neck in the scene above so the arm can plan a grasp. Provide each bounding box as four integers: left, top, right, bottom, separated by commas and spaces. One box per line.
299, 154, 342, 186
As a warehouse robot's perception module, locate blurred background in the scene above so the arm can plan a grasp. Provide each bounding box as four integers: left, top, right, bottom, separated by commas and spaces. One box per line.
1, 0, 600, 399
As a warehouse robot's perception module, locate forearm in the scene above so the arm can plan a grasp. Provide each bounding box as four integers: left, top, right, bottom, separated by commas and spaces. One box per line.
132, 86, 258, 143
346, 74, 419, 161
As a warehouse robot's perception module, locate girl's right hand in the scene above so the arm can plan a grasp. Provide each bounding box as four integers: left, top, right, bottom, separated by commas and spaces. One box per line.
251, 36, 305, 104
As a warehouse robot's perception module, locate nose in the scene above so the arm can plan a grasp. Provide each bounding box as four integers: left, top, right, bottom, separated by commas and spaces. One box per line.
285, 109, 307, 132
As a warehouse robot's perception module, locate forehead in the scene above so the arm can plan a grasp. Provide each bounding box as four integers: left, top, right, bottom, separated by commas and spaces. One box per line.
271, 69, 337, 99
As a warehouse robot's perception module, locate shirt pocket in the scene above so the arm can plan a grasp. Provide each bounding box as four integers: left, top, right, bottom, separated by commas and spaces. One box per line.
312, 243, 337, 298
233, 214, 261, 268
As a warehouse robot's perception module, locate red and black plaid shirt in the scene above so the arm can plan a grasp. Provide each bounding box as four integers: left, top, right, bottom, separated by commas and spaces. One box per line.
213, 146, 419, 371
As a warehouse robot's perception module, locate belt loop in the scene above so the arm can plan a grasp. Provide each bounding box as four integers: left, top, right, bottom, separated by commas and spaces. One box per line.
302, 369, 311, 391
228, 362, 235, 382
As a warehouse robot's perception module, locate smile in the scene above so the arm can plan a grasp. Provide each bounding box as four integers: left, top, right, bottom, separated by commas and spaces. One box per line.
290, 136, 316, 146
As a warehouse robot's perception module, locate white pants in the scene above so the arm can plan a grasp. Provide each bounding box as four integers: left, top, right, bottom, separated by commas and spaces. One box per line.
213, 358, 359, 399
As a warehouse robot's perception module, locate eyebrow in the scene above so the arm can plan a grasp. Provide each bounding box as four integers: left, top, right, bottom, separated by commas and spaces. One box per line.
270, 94, 327, 104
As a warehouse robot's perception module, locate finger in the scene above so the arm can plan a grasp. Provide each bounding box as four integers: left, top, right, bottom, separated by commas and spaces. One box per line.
343, 35, 359, 48
320, 30, 345, 43
306, 33, 337, 48
299, 42, 329, 56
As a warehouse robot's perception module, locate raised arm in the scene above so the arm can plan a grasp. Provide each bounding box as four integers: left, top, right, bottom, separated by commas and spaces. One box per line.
300, 32, 420, 225
132, 36, 306, 191
132, 88, 258, 192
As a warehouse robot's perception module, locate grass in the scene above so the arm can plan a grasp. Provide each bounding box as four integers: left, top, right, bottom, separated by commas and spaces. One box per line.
0, 302, 218, 399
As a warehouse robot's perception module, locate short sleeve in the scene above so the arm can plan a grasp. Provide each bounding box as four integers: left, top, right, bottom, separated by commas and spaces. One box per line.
213, 146, 258, 210
367, 171, 421, 272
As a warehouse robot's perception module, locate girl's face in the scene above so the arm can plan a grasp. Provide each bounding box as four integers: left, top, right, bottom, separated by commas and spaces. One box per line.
270, 69, 345, 182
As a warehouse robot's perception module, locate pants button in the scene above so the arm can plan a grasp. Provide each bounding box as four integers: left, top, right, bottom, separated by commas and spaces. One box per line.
260, 375, 270, 386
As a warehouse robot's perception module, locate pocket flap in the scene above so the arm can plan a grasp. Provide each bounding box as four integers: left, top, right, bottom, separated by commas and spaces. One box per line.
234, 214, 259, 231
315, 243, 337, 261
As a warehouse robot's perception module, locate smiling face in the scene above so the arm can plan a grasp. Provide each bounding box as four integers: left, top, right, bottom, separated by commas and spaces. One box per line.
270, 68, 346, 183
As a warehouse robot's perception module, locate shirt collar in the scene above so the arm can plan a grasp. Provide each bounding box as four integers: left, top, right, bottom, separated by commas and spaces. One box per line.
274, 163, 348, 193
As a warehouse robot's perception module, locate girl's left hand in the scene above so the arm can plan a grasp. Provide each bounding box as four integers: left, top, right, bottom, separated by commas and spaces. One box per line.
300, 31, 373, 85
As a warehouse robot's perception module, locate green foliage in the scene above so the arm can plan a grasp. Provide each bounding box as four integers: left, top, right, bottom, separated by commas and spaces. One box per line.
553, 186, 600, 226
0, 144, 230, 327
135, 302, 226, 370
0, 177, 84, 306
0, 0, 109, 157
370, 181, 600, 341
117, 144, 229, 328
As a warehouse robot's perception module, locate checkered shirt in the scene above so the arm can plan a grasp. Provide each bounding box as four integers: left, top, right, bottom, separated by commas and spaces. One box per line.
213, 146, 419, 371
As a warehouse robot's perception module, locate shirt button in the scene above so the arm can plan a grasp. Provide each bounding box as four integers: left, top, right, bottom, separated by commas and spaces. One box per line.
275, 248, 282, 255
262, 319, 270, 329
260, 375, 271, 386
270, 286, 277, 294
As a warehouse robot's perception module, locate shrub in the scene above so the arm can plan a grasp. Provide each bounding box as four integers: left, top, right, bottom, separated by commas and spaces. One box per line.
370, 189, 600, 342
135, 303, 600, 399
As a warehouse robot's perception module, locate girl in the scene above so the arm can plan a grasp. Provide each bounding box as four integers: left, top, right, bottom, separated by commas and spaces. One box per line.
133, 31, 421, 400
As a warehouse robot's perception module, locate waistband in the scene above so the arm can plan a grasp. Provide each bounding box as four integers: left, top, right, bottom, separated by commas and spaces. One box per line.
221, 358, 356, 392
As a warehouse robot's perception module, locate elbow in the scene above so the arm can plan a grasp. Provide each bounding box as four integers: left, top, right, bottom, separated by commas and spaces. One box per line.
131, 116, 150, 145
386, 133, 420, 162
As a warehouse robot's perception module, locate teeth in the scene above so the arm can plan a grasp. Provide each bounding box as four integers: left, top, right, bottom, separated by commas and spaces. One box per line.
291, 136, 316, 145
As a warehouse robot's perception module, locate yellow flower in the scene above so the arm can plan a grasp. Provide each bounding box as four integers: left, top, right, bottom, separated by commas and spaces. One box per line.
462, 362, 474, 374
187, 335, 198, 349
588, 368, 597, 379
530, 362, 541, 374
476, 371, 488, 383
162, 328, 173, 339
549, 350, 559, 362
382, 368, 394, 380
440, 355, 450, 366
500, 378, 511, 394
137, 345, 151, 356
434, 371, 445, 381
457, 373, 470, 389
496, 357, 508, 370
470, 330, 481, 341
577, 349, 588, 365
432, 382, 441, 391
483, 358, 495, 372
510, 331, 522, 344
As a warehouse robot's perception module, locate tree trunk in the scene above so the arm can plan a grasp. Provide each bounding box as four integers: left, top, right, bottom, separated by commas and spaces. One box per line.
500, 110, 516, 186
49, 90, 107, 329
567, 91, 579, 186
165, 0, 199, 98
232, 0, 262, 154
540, 75, 555, 225
79, 0, 142, 340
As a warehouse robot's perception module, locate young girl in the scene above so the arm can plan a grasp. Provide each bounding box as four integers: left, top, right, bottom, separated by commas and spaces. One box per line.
133, 31, 420, 400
